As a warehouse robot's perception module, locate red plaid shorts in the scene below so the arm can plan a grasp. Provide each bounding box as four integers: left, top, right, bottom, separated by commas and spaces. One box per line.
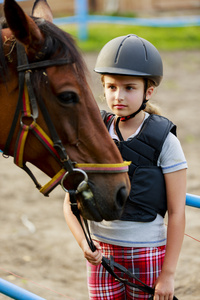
87, 242, 166, 300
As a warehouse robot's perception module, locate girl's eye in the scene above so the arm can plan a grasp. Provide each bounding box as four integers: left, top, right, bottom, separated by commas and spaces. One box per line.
57, 91, 79, 105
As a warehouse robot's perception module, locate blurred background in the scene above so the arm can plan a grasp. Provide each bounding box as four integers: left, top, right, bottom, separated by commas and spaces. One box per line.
0, 0, 199, 17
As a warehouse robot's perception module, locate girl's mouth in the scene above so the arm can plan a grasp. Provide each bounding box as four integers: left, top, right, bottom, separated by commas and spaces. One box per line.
114, 104, 126, 109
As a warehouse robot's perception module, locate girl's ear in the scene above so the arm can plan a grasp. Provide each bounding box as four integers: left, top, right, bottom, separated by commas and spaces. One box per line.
146, 86, 155, 100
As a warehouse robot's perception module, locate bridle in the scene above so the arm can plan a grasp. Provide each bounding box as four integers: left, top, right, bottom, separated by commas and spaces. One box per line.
2, 41, 130, 197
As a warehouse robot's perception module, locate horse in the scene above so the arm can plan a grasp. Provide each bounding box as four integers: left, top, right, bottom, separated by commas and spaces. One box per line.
0, 0, 130, 222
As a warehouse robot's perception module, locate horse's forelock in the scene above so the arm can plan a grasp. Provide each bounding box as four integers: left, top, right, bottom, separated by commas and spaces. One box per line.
35, 17, 87, 78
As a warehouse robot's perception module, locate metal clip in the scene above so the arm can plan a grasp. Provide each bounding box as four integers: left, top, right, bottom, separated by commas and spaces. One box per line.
61, 168, 88, 193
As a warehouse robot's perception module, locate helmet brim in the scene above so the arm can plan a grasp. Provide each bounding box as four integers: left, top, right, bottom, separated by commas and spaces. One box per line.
94, 67, 162, 86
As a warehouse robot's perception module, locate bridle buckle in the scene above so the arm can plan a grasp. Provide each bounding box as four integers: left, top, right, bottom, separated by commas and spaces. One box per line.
20, 113, 36, 129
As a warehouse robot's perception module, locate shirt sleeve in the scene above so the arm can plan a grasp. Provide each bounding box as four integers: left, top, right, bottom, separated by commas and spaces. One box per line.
158, 132, 188, 174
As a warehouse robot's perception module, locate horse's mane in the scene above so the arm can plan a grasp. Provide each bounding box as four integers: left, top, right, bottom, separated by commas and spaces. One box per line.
0, 18, 9, 82
0, 16, 88, 87
34, 17, 87, 76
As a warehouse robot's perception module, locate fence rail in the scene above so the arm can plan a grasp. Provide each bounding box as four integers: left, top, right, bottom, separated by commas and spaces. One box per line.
0, 278, 46, 300
186, 193, 200, 208
0, 0, 28, 2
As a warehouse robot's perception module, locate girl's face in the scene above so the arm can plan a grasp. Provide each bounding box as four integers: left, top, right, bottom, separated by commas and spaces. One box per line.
104, 75, 153, 117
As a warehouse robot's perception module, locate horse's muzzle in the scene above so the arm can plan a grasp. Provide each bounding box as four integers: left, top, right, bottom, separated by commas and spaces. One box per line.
79, 181, 129, 221
61, 169, 129, 222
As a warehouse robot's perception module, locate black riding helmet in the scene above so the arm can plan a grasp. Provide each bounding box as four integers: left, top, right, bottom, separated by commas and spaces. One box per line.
94, 35, 163, 123
94, 34, 163, 86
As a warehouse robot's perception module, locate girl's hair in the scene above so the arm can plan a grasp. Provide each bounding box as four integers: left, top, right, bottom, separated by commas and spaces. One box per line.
145, 101, 161, 115
145, 79, 161, 115
101, 75, 162, 116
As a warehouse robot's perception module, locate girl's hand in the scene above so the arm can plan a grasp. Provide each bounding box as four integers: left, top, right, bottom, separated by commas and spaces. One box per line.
80, 239, 102, 266
153, 272, 175, 300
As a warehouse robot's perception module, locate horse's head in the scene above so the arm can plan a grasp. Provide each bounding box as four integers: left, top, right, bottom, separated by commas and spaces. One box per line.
0, 0, 130, 221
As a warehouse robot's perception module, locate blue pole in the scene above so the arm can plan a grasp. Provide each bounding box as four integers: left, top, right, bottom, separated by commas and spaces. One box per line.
75, 0, 88, 40
0, 278, 46, 300
0, 0, 28, 2
186, 193, 200, 209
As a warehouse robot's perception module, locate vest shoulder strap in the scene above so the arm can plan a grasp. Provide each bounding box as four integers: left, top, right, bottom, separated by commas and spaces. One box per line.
101, 110, 115, 130
138, 114, 176, 152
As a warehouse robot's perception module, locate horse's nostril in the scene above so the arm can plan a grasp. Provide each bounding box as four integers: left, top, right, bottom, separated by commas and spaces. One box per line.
116, 186, 128, 209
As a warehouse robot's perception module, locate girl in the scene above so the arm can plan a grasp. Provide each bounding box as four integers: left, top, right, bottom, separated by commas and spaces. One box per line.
63, 34, 187, 300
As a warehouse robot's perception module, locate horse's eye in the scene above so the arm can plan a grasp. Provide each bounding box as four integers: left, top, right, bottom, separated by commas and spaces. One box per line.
57, 91, 79, 104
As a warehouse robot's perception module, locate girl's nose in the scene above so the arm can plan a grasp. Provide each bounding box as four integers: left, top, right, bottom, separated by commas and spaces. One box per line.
115, 89, 124, 101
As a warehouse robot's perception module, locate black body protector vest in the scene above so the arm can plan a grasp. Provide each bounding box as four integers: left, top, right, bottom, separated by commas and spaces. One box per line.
101, 110, 177, 222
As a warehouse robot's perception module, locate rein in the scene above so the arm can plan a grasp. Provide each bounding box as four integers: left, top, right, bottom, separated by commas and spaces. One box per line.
2, 42, 130, 196
70, 198, 178, 299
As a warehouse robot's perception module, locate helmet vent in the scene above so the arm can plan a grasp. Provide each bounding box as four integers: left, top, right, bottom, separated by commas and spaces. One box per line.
114, 35, 131, 64
114, 34, 148, 63
139, 38, 148, 61
142, 43, 148, 61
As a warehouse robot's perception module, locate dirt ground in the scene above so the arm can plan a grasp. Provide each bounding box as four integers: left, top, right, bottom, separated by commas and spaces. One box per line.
0, 50, 200, 300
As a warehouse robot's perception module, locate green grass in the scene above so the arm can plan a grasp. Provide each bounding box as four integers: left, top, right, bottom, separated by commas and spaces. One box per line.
60, 24, 200, 52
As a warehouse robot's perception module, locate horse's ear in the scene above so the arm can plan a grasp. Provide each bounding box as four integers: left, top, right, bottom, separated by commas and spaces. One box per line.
32, 0, 53, 23
4, 0, 44, 53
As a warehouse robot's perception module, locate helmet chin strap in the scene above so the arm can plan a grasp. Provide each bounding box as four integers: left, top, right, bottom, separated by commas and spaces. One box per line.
115, 100, 148, 141
120, 99, 148, 122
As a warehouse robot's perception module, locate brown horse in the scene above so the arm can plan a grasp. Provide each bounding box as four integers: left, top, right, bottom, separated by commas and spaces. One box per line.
0, 0, 130, 221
